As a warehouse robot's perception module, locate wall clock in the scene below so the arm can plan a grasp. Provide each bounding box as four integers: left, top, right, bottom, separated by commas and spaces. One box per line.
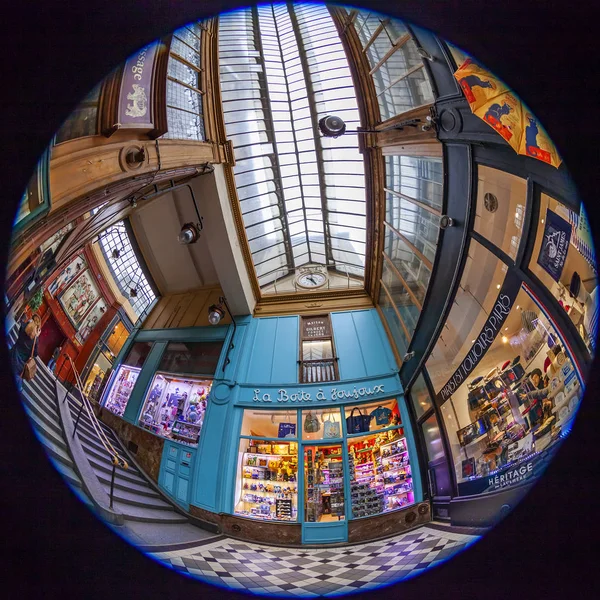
296, 271, 327, 289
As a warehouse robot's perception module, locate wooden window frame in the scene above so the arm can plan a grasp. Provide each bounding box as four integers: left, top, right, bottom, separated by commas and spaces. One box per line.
298, 314, 340, 383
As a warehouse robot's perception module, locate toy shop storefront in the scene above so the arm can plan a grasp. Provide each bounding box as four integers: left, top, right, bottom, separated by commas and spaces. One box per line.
225, 376, 426, 545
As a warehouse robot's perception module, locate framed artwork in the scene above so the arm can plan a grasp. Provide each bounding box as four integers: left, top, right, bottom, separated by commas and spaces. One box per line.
75, 298, 107, 344
59, 269, 101, 328
48, 254, 87, 298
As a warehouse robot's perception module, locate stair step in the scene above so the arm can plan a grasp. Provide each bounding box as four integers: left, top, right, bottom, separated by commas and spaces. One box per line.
94, 469, 158, 497
53, 458, 84, 489
21, 392, 63, 439
106, 487, 174, 510
76, 430, 125, 461
114, 502, 188, 524
35, 427, 76, 469
26, 375, 57, 405
21, 382, 60, 420
89, 456, 149, 486
22, 404, 69, 453
68, 405, 119, 443
78, 438, 141, 475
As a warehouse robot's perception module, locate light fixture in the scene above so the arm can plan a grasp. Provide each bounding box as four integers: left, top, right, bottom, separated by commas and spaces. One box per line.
516, 305, 520, 310
177, 185, 204, 245
471, 339, 476, 343
505, 326, 509, 330
541, 219, 545, 224
496, 283, 501, 289
111, 249, 121, 260
129, 288, 138, 298
208, 296, 237, 373
178, 223, 201, 245
502, 335, 508, 344
318, 115, 421, 138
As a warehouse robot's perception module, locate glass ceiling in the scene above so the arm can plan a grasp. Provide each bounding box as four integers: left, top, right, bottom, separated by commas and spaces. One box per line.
218, 2, 366, 288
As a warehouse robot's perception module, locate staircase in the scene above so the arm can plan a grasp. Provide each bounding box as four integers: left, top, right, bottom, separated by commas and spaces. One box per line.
64, 392, 189, 525
19, 359, 93, 509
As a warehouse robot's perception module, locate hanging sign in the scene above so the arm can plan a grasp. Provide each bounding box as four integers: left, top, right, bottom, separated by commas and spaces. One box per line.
118, 41, 160, 129
537, 209, 571, 282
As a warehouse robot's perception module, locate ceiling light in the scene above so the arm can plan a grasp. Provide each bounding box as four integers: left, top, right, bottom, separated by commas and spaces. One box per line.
208, 303, 225, 325
541, 219, 545, 224
129, 288, 138, 298
178, 223, 200, 245
502, 335, 508, 343
516, 305, 520, 310
111, 249, 121, 259
471, 339, 476, 343
505, 326, 508, 330
496, 284, 501, 289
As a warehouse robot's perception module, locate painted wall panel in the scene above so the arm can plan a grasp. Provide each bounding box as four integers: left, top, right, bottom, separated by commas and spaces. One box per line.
331, 312, 367, 380
271, 316, 299, 383
246, 318, 278, 383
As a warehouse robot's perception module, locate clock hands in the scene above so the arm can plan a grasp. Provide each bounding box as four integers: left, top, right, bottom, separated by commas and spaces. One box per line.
307, 275, 318, 285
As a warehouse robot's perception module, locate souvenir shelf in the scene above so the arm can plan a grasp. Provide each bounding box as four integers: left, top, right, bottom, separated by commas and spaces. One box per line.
103, 366, 139, 417
235, 445, 298, 522
171, 420, 202, 445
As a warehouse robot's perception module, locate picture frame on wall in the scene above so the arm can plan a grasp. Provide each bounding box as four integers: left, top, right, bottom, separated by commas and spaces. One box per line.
48, 254, 87, 298
75, 298, 107, 344
58, 269, 101, 329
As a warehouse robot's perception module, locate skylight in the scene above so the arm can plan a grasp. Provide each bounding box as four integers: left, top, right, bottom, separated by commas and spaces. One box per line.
218, 2, 366, 289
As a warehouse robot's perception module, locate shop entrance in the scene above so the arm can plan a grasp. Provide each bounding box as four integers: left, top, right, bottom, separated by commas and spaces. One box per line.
38, 314, 66, 364
302, 442, 348, 544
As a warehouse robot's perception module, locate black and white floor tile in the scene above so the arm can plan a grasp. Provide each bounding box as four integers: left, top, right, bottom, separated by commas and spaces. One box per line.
151, 524, 480, 596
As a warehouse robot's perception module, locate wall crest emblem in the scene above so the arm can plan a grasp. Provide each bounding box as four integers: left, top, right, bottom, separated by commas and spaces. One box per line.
125, 84, 148, 118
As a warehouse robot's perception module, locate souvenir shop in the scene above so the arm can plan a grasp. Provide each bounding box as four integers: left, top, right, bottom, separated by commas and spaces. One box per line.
230, 378, 423, 544
437, 282, 584, 497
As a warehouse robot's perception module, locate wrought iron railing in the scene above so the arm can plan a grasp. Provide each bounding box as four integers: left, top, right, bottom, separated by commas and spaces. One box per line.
300, 359, 338, 383
65, 356, 129, 508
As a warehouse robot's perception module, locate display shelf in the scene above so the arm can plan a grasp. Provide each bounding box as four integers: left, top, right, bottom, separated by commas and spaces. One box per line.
380, 436, 406, 448
462, 433, 488, 448
381, 450, 408, 461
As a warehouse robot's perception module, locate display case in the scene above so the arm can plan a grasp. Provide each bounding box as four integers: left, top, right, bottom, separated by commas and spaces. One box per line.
103, 365, 141, 417
234, 440, 299, 521
348, 430, 414, 518
138, 372, 211, 446
304, 444, 345, 523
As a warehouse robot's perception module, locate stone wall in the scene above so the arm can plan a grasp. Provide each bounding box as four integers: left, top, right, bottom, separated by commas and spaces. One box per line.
99, 409, 164, 483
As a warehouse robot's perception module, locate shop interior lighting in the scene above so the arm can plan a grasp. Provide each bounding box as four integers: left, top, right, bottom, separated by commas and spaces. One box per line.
502, 335, 508, 343
208, 296, 237, 373
496, 284, 501, 289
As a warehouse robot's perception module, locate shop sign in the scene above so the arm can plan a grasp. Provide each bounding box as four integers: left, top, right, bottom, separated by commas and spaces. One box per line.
438, 289, 516, 403
457, 445, 558, 496
537, 209, 571, 282
118, 41, 160, 128
302, 316, 331, 339
251, 383, 386, 404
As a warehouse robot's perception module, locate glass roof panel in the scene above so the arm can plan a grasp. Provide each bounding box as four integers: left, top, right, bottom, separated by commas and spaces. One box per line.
219, 3, 367, 289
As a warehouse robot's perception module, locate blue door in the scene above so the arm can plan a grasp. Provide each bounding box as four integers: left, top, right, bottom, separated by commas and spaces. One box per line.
159, 441, 196, 510
302, 442, 348, 544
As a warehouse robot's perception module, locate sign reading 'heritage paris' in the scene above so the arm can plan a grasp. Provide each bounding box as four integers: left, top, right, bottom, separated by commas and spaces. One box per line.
536, 209, 571, 282
252, 384, 385, 404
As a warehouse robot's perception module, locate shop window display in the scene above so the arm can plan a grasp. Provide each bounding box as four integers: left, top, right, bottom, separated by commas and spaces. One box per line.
241, 409, 298, 439
426, 239, 508, 392
301, 408, 343, 441
343, 398, 403, 434
439, 284, 583, 490
528, 194, 598, 353
347, 430, 414, 517
138, 373, 211, 446
234, 437, 299, 522
408, 373, 434, 420
103, 342, 152, 416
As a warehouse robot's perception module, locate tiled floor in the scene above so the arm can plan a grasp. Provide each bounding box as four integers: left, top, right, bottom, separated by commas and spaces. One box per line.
151, 523, 480, 596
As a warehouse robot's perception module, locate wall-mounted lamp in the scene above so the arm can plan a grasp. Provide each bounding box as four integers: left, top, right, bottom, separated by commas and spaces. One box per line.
111, 249, 121, 260
318, 115, 421, 138
177, 186, 204, 245
208, 296, 237, 373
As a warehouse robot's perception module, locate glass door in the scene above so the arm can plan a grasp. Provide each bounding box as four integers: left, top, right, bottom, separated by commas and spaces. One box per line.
301, 407, 349, 543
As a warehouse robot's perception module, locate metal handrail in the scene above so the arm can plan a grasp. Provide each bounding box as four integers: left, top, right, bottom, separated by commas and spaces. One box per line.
65, 356, 128, 508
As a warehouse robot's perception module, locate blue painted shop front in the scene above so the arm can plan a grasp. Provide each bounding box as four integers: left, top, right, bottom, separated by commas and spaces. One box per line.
100, 309, 424, 545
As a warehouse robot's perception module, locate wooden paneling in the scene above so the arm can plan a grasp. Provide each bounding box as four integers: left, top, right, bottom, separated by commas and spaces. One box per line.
141, 286, 231, 330
254, 290, 373, 317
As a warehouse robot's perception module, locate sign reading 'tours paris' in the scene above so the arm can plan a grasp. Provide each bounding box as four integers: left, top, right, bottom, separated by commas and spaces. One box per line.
437, 272, 521, 404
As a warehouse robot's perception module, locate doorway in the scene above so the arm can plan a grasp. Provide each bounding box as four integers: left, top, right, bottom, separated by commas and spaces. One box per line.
38, 314, 66, 365
302, 442, 348, 544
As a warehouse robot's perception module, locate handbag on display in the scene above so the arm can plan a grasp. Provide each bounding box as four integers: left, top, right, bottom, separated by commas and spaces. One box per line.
304, 411, 320, 433
21, 335, 38, 382
278, 415, 297, 439
346, 408, 372, 434
323, 412, 341, 438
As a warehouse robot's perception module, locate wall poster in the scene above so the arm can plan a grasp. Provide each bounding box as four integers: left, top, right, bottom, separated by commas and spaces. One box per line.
536, 209, 571, 282
75, 298, 107, 344
59, 269, 101, 329
48, 254, 87, 298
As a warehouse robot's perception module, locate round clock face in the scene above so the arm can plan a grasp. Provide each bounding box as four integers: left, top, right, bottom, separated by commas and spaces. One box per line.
297, 272, 327, 289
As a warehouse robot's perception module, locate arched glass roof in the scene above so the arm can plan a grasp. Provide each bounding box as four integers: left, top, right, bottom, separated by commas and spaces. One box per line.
218, 2, 366, 288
